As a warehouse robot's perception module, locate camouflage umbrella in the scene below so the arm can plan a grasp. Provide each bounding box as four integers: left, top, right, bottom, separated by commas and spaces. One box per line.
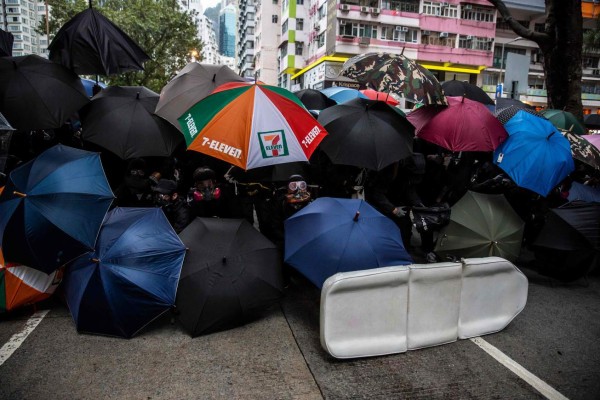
563, 131, 600, 170
339, 52, 446, 106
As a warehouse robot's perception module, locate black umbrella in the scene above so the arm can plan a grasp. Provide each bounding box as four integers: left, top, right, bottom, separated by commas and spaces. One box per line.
495, 97, 534, 111
0, 55, 89, 130
441, 80, 494, 106
0, 112, 14, 131
176, 218, 284, 337
293, 89, 336, 111
0, 28, 14, 57
532, 202, 600, 282
48, 5, 150, 76
317, 98, 414, 171
79, 86, 183, 160
584, 113, 600, 129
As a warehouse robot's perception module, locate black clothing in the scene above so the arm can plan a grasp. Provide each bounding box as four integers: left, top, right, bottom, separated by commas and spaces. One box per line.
162, 198, 193, 233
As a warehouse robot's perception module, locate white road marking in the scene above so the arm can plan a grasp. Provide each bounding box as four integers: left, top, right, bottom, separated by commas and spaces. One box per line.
0, 310, 49, 366
471, 337, 569, 400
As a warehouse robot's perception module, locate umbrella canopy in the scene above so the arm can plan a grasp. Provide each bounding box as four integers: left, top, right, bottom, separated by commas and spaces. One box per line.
582, 134, 600, 149
567, 182, 600, 203
408, 96, 507, 152
340, 52, 446, 105
0, 249, 64, 313
0, 144, 114, 273
541, 109, 585, 135
441, 80, 494, 106
0, 55, 89, 130
584, 113, 600, 129
80, 78, 107, 98
317, 97, 415, 171
360, 89, 400, 106
176, 218, 283, 337
284, 197, 412, 288
0, 112, 14, 131
63, 207, 186, 338
533, 202, 600, 282
320, 87, 368, 104
563, 131, 600, 170
495, 97, 534, 111
79, 86, 183, 160
48, 7, 150, 76
178, 82, 327, 170
155, 62, 246, 130
494, 109, 574, 197
435, 191, 524, 262
0, 28, 14, 57
293, 88, 337, 110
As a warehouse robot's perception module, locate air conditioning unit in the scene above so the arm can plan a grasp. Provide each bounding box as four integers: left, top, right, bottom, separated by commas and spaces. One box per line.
340, 4, 350, 11
340, 20, 347, 26
422, 30, 431, 36
463, 4, 473, 10
593, 69, 600, 76
466, 35, 474, 40
370, 7, 380, 15
439, 32, 449, 38
440, 2, 449, 7
359, 36, 371, 45
402, 26, 409, 32
314, 22, 320, 30
486, 37, 494, 42
395, 26, 403, 32
360, 6, 369, 13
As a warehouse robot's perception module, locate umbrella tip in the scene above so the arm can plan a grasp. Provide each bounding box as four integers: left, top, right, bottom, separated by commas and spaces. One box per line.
136, 92, 140, 99
222, 256, 227, 265
91, 258, 100, 263
212, 74, 216, 82
353, 211, 360, 222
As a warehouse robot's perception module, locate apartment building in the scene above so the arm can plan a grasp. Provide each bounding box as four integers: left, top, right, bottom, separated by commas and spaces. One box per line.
253, 0, 281, 85
1, 0, 49, 57
237, 0, 257, 79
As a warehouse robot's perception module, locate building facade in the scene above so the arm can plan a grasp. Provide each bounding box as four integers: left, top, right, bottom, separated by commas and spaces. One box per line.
253, 0, 281, 85
219, 4, 236, 57
237, 0, 256, 79
1, 0, 49, 57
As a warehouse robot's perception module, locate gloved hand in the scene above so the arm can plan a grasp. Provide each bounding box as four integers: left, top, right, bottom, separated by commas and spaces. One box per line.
393, 206, 407, 218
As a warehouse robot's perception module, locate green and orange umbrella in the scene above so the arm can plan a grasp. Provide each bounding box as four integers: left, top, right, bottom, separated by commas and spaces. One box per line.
177, 82, 328, 170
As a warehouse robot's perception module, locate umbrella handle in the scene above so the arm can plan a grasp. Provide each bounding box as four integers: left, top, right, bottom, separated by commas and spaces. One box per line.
353, 211, 360, 221
13, 191, 26, 197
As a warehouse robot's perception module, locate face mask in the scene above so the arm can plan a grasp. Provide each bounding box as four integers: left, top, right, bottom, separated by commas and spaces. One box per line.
155, 193, 172, 207
193, 187, 221, 202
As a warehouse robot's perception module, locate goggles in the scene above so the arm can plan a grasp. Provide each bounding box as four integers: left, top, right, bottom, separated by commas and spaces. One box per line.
288, 181, 307, 191
130, 169, 145, 176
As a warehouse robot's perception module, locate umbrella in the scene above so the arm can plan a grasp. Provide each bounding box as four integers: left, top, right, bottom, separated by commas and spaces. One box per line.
320, 87, 369, 104
541, 109, 585, 135
494, 109, 574, 197
80, 78, 107, 98
293, 88, 337, 110
0, 112, 14, 131
0, 248, 64, 314
495, 97, 534, 111
441, 80, 494, 106
584, 114, 600, 129
178, 82, 328, 170
582, 134, 600, 149
48, 6, 150, 76
0, 28, 14, 57
0, 144, 114, 273
563, 131, 600, 170
155, 62, 245, 130
317, 97, 414, 171
408, 96, 507, 152
434, 191, 524, 262
284, 197, 412, 288
532, 202, 600, 282
79, 86, 183, 160
339, 52, 446, 105
360, 89, 400, 106
0, 55, 89, 130
176, 218, 283, 337
63, 207, 186, 338
567, 182, 600, 203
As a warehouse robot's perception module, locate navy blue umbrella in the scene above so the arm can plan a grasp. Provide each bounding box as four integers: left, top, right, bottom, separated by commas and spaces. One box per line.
284, 197, 412, 288
80, 78, 107, 97
63, 207, 186, 338
0, 144, 114, 273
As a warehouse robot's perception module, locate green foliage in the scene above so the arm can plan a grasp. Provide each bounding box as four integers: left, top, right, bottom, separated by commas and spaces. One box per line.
40, 0, 203, 93
584, 17, 600, 52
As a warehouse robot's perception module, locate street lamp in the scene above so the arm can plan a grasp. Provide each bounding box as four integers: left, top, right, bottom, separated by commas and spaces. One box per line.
498, 37, 523, 97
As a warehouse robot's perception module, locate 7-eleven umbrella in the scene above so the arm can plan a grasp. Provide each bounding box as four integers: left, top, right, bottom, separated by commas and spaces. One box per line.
1, 249, 63, 313
177, 82, 328, 170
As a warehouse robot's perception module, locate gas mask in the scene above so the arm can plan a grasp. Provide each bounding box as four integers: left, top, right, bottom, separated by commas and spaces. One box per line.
155, 193, 173, 207
192, 186, 221, 202
286, 180, 311, 204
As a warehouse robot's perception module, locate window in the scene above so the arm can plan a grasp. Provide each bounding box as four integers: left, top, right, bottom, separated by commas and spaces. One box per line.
358, 24, 377, 39
297, 18, 304, 31
318, 5, 326, 18
461, 6, 494, 22
295, 42, 303, 55
583, 56, 600, 69
296, 0, 304, 4
317, 32, 325, 47
273, 0, 278, 3
282, 20, 288, 34
5, 0, 19, 4
272, 15, 278, 23
281, 43, 288, 57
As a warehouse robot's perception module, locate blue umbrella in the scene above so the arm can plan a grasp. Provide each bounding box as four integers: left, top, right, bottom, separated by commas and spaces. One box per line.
320, 87, 368, 104
80, 78, 107, 97
284, 197, 412, 288
63, 207, 186, 338
493, 110, 574, 197
568, 182, 600, 203
0, 144, 114, 273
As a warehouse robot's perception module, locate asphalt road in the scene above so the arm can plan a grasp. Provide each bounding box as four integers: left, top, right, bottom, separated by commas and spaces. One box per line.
0, 264, 599, 400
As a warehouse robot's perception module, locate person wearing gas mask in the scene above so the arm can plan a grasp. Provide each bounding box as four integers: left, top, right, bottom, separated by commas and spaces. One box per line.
113, 158, 154, 208
153, 179, 193, 233
187, 167, 230, 218
271, 174, 313, 252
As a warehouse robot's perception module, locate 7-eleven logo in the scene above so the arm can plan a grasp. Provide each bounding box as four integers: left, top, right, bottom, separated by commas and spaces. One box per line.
258, 130, 289, 158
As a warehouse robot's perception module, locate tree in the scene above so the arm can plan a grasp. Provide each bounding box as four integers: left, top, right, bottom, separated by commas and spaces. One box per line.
487, 0, 583, 121
40, 0, 203, 93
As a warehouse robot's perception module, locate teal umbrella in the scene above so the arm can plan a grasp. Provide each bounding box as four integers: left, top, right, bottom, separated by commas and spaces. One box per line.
541, 109, 585, 135
435, 191, 524, 262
